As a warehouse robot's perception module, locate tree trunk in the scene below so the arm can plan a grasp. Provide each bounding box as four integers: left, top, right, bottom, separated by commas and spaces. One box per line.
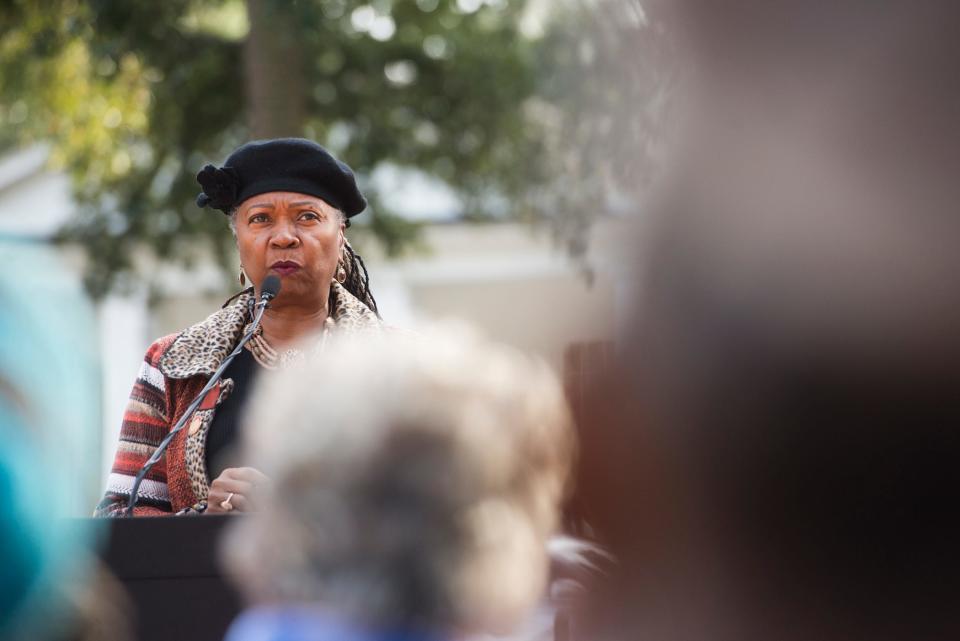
243, 0, 306, 138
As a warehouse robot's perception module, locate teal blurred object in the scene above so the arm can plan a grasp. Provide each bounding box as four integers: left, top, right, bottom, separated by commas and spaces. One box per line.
0, 239, 100, 638
0, 403, 48, 632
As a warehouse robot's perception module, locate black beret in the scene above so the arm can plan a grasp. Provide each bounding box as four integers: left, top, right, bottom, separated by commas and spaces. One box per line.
195, 138, 366, 217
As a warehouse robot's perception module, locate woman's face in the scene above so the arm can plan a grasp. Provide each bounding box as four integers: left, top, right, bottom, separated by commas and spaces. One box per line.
235, 191, 345, 309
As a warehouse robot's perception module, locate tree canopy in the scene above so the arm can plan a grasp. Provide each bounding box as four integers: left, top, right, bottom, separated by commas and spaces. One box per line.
1, 0, 666, 297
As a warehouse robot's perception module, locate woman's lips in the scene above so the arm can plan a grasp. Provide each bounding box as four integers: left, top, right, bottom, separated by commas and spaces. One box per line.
270, 261, 301, 276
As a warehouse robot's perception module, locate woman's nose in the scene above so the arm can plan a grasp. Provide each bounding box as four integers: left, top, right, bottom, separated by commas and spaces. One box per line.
270, 221, 300, 247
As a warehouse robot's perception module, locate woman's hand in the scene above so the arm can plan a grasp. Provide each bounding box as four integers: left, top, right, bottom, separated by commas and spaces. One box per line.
206, 467, 270, 514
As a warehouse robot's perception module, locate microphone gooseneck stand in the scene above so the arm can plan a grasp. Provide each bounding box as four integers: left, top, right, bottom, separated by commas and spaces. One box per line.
125, 279, 280, 517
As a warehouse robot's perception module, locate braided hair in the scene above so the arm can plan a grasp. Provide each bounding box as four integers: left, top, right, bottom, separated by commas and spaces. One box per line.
335, 237, 379, 317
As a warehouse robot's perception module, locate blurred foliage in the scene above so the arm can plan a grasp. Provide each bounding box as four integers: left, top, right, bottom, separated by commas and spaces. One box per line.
0, 0, 667, 297
531, 0, 673, 267
0, 0, 539, 296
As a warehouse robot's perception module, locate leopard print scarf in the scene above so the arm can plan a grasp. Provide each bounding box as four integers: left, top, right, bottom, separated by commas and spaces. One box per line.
158, 281, 380, 379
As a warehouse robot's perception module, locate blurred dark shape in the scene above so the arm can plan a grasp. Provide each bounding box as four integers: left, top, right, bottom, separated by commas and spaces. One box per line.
574, 1, 960, 640
56, 562, 134, 641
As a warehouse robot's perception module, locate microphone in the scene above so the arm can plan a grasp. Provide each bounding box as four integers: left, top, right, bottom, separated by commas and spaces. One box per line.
258, 274, 281, 306
125, 276, 281, 517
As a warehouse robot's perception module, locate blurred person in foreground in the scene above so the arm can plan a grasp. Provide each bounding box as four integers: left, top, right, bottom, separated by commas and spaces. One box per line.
95, 138, 382, 517
0, 240, 128, 641
220, 327, 576, 641
574, 1, 960, 640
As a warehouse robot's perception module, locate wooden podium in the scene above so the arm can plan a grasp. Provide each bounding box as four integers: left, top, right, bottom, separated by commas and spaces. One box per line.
97, 515, 242, 641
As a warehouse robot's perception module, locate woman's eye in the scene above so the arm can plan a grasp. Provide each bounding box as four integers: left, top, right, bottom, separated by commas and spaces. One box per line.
248, 213, 269, 224
300, 211, 322, 221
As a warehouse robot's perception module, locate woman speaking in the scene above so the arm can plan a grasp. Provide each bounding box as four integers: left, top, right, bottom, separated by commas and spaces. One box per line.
95, 138, 381, 517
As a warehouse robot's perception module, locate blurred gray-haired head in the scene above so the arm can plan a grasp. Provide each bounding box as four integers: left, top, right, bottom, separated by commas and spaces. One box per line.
222, 325, 575, 635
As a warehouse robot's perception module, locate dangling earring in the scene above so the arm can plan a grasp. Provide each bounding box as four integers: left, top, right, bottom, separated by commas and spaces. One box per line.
239, 265, 246, 287
335, 259, 347, 284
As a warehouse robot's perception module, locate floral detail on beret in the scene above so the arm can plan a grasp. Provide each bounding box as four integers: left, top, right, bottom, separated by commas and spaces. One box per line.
195, 164, 240, 211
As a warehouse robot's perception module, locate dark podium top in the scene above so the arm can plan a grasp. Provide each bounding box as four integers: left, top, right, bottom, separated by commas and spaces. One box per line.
97, 515, 243, 641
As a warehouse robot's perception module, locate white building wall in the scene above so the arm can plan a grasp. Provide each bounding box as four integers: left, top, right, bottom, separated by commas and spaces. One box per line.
97, 292, 151, 489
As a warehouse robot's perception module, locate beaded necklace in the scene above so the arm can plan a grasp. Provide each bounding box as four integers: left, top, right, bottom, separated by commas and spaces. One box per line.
243, 297, 334, 370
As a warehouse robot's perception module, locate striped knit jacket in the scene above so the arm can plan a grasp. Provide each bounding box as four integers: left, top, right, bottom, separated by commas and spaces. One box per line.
95, 284, 381, 517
